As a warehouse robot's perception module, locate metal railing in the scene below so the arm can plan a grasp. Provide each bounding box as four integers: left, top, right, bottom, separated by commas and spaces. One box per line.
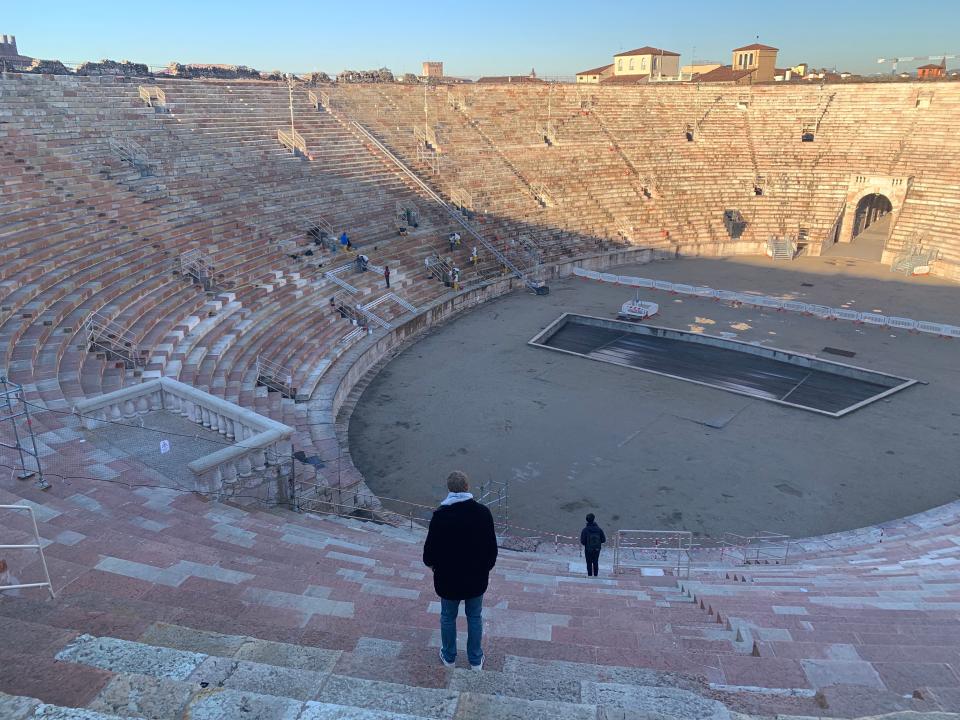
277, 128, 308, 155
536, 120, 559, 146
107, 135, 153, 175
338, 326, 366, 346
719, 532, 792, 565
294, 481, 579, 553
83, 311, 145, 368
613, 529, 692, 578
1, 505, 55, 598
356, 302, 392, 330
451, 187, 473, 213
256, 354, 294, 396
1, 376, 48, 489
138, 85, 166, 107
426, 255, 452, 284
178, 248, 214, 289
530, 182, 555, 208
324, 264, 359, 294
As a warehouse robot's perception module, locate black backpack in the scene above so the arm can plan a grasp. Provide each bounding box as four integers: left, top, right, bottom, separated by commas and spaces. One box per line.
586, 529, 603, 551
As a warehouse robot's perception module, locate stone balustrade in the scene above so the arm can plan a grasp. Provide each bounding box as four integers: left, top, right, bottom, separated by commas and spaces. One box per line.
73, 378, 295, 500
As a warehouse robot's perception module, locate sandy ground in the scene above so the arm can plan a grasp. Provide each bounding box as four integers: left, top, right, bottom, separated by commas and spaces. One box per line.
349, 253, 960, 540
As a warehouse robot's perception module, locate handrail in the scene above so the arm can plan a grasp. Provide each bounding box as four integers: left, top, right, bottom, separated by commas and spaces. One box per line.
138, 85, 165, 107
295, 480, 580, 551
719, 531, 792, 565
1, 505, 55, 598
614, 529, 692, 578
256, 354, 294, 387
277, 128, 308, 155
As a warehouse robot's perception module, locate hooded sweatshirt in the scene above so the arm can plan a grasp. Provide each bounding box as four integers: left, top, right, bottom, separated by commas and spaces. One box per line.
423, 493, 498, 600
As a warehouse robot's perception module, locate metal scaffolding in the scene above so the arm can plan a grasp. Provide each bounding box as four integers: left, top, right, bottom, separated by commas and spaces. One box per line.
0, 375, 49, 490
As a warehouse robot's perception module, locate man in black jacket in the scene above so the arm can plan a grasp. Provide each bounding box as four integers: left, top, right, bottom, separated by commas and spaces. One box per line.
423, 471, 498, 670
580, 513, 606, 577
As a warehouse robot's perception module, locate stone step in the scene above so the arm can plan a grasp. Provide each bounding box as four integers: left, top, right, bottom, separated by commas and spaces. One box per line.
48, 631, 735, 719
0, 692, 140, 720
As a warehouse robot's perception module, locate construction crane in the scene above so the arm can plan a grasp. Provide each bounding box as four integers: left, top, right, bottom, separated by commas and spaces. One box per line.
876, 54, 958, 75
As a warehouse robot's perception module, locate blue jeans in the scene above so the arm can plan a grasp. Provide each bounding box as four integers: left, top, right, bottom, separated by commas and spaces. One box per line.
440, 595, 484, 666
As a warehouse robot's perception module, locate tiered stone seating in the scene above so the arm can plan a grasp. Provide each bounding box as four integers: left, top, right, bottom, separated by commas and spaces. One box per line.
682, 510, 960, 715
4, 70, 960, 718
336, 82, 960, 275
1, 72, 471, 497
2, 450, 960, 717
335, 84, 626, 261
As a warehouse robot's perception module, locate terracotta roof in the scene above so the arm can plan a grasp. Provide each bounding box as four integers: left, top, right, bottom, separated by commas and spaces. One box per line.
576, 63, 613, 76
733, 43, 779, 52
693, 66, 753, 83
614, 46, 680, 58
918, 63, 944, 70
599, 73, 650, 85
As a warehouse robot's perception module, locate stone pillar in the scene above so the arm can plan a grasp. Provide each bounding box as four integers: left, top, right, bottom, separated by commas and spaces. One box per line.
170, 393, 181, 412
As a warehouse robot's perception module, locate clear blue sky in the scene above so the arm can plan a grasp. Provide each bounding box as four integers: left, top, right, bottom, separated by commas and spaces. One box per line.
5, 1, 959, 77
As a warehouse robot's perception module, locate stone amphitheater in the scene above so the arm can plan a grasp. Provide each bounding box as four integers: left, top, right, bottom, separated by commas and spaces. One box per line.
2, 67, 960, 720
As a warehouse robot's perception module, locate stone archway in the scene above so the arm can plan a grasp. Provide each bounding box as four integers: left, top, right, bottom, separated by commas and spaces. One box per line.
836, 175, 911, 246
853, 193, 893, 239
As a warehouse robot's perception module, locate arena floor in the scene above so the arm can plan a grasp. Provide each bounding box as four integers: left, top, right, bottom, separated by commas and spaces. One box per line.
349, 252, 960, 541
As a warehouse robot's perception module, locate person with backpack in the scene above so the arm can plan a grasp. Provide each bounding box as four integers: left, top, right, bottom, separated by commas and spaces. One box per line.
423, 471, 498, 670
580, 513, 606, 577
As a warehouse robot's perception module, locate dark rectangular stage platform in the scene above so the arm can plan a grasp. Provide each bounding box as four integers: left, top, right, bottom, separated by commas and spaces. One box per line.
529, 314, 917, 417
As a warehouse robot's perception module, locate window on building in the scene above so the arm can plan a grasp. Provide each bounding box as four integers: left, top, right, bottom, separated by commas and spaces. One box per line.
617, 59, 623, 71
629, 58, 634, 70
641, 57, 647, 71
653, 57, 659, 70
749, 53, 755, 65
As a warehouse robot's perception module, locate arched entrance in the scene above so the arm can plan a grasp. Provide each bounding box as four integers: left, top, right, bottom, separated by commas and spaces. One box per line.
853, 193, 893, 239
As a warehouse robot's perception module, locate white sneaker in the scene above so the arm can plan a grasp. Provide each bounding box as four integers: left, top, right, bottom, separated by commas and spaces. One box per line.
439, 649, 455, 668
470, 655, 484, 671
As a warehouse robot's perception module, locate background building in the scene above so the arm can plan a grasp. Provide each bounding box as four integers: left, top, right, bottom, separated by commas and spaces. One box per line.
0, 34, 32, 69
612, 46, 680, 79
918, 59, 946, 79
421, 61, 443, 78
731, 43, 779, 82
575, 63, 613, 84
